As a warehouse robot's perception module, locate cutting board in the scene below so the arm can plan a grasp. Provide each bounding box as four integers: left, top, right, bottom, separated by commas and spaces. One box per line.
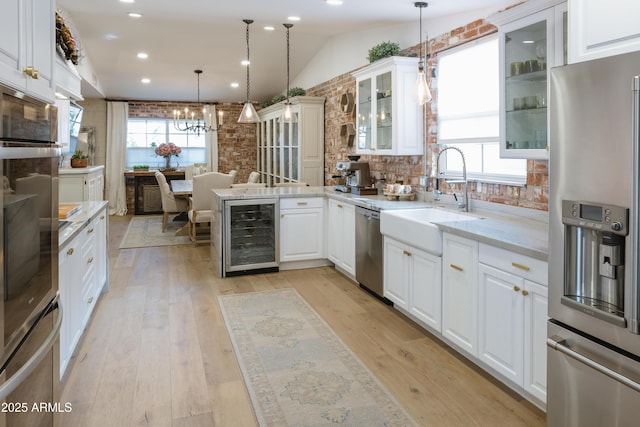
59, 203, 81, 219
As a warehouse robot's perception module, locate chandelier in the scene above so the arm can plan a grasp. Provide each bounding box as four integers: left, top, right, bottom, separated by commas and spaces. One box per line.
415, 2, 432, 105
173, 69, 224, 135
238, 19, 260, 123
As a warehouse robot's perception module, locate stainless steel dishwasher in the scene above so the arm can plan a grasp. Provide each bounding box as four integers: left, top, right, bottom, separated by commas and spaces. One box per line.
355, 206, 390, 304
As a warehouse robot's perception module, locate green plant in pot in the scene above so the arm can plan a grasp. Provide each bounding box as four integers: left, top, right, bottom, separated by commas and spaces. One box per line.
367, 41, 400, 63
70, 149, 88, 168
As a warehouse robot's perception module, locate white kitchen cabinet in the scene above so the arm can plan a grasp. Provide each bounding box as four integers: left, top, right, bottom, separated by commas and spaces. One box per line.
59, 165, 105, 202
257, 96, 325, 187
280, 197, 324, 262
352, 56, 423, 156
59, 205, 108, 379
568, 0, 640, 63
0, 0, 55, 102
488, 0, 567, 159
442, 233, 479, 357
384, 237, 442, 332
478, 243, 548, 405
327, 198, 355, 278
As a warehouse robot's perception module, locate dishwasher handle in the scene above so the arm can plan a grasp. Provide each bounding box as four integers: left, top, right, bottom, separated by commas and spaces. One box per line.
355, 206, 380, 220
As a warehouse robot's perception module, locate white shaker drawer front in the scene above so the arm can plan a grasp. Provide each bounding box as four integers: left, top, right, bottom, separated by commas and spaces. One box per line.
280, 197, 324, 210
479, 243, 547, 285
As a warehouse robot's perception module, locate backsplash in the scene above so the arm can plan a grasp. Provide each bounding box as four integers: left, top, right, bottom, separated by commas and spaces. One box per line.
307, 17, 549, 212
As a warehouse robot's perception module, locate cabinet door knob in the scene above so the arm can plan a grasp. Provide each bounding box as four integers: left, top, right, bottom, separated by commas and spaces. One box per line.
511, 262, 530, 272
337, 204, 343, 208
513, 286, 521, 292
22, 66, 39, 79
522, 290, 529, 296
450, 264, 463, 272
67, 248, 74, 255
100, 215, 105, 220
281, 214, 285, 218
87, 257, 94, 264
88, 297, 93, 304
87, 228, 94, 234
403, 250, 412, 257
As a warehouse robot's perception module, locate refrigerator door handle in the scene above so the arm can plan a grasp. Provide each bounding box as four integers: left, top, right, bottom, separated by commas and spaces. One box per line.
0, 297, 62, 401
633, 75, 640, 334
547, 335, 640, 393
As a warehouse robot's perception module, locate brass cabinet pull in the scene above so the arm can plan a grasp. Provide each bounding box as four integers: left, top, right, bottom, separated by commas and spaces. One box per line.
511, 262, 530, 272
337, 204, 343, 208
100, 215, 105, 220
23, 66, 39, 79
87, 228, 94, 234
403, 250, 412, 257
87, 257, 94, 264
522, 290, 529, 296
67, 248, 74, 255
88, 297, 93, 304
513, 286, 521, 292
281, 214, 285, 218
297, 201, 308, 205
450, 264, 463, 272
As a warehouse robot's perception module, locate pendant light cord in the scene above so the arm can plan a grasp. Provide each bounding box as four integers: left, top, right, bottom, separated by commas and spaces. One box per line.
286, 25, 290, 100
244, 19, 253, 102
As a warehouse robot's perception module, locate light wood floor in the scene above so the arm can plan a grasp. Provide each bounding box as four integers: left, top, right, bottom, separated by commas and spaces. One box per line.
59, 215, 546, 426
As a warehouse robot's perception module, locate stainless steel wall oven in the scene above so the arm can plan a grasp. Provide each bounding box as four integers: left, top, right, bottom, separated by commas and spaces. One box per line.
0, 85, 61, 426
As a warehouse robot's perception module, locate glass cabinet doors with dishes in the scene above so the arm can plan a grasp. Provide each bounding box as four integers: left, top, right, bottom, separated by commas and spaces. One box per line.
352, 56, 423, 156
490, 0, 567, 159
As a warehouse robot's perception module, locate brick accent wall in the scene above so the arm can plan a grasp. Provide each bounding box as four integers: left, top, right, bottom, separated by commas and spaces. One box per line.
127, 101, 257, 183
308, 18, 548, 211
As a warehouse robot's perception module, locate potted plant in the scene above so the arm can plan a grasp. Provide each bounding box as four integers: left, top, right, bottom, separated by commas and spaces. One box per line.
70, 149, 88, 168
367, 41, 400, 63
133, 165, 150, 171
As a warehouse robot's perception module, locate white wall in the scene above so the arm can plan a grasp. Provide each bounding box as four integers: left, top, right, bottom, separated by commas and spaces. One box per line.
293, 3, 513, 90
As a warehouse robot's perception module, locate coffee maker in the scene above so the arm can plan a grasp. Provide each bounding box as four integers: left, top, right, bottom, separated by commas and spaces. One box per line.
333, 161, 375, 194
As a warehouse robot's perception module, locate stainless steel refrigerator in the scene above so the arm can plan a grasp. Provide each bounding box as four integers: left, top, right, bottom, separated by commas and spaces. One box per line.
548, 51, 640, 426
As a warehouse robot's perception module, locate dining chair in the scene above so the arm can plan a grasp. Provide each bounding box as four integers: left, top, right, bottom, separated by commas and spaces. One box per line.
188, 171, 235, 244
155, 171, 189, 232
184, 165, 194, 180
228, 169, 238, 182
273, 182, 309, 187
230, 183, 267, 188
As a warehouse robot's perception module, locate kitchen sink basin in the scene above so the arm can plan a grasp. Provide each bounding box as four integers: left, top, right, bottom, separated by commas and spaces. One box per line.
380, 207, 480, 256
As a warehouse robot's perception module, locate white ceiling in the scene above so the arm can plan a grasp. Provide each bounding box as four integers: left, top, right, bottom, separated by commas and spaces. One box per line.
56, 0, 513, 103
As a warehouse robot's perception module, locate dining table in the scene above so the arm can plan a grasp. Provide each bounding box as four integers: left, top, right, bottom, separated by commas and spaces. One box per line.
170, 179, 192, 236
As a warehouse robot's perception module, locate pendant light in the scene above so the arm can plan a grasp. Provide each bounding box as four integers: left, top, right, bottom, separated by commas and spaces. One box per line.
280, 23, 297, 124
415, 2, 432, 105
238, 19, 260, 123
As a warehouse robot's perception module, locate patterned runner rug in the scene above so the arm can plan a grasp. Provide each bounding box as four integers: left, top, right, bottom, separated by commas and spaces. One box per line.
218, 288, 417, 426
119, 215, 191, 249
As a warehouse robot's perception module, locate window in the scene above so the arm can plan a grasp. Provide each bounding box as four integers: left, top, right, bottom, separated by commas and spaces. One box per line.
126, 118, 206, 167
437, 35, 526, 183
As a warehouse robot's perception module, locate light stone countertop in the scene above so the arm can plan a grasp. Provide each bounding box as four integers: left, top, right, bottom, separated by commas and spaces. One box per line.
59, 201, 109, 250
212, 186, 549, 260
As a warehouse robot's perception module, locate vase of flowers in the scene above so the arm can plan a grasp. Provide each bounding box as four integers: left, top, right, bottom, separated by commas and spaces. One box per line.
154, 142, 181, 170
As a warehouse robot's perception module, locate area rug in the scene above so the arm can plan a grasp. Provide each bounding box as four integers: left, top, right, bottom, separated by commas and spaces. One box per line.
119, 215, 191, 249
218, 288, 418, 427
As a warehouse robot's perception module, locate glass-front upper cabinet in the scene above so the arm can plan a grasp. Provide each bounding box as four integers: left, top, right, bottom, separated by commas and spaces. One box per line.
489, 0, 567, 159
352, 56, 423, 156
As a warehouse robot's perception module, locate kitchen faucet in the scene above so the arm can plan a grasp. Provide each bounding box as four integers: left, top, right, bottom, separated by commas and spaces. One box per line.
434, 146, 469, 212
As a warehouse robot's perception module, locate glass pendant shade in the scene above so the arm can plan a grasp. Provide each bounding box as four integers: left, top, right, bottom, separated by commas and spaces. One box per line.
281, 102, 297, 123
416, 62, 432, 105
239, 101, 260, 123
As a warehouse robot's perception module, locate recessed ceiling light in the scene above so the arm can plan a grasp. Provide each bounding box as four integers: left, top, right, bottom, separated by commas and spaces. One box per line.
141, 78, 150, 84
230, 82, 240, 88
522, 40, 535, 44
137, 52, 148, 59
241, 59, 250, 66
264, 26, 275, 31
287, 16, 301, 21
128, 12, 143, 18
104, 34, 119, 41
326, 0, 343, 5
119, 0, 135, 3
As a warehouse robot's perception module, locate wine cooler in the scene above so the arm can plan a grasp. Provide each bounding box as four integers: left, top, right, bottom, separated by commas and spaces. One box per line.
224, 198, 279, 275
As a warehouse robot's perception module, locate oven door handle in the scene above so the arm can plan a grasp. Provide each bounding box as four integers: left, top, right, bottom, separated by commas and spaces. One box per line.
0, 145, 60, 159
0, 296, 62, 401
547, 335, 640, 393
